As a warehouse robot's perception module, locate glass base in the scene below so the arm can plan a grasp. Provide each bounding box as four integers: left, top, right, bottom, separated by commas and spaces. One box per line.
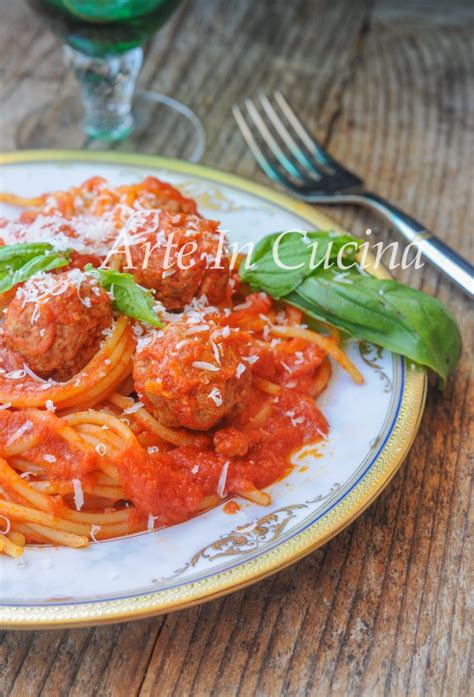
15, 90, 206, 163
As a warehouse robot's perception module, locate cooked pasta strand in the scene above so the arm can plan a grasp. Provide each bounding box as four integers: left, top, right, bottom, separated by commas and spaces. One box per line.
107, 393, 196, 447
90, 485, 125, 500
0, 192, 44, 208
0, 534, 23, 557
25, 523, 88, 548
253, 378, 281, 396
310, 358, 332, 397
7, 530, 26, 546
196, 495, 221, 511
0, 457, 53, 512
235, 488, 271, 506
60, 508, 130, 525
11, 523, 51, 545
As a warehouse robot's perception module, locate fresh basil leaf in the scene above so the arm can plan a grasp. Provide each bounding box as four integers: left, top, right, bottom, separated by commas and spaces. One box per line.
240, 230, 360, 298
0, 243, 55, 263
239, 231, 309, 297
86, 265, 163, 328
0, 249, 70, 294
287, 267, 461, 382
0, 243, 56, 268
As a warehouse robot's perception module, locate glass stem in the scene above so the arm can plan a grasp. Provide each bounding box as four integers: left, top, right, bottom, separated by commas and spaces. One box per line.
64, 45, 143, 141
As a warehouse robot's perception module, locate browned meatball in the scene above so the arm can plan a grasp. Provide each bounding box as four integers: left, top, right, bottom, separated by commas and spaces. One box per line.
3, 270, 113, 381
129, 211, 229, 311
133, 318, 253, 430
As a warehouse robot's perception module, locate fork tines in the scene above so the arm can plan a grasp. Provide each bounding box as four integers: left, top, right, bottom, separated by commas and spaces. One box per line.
232, 92, 362, 196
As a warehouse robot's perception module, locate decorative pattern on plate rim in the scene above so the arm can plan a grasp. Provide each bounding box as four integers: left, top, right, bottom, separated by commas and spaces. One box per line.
163, 483, 342, 580
359, 341, 393, 393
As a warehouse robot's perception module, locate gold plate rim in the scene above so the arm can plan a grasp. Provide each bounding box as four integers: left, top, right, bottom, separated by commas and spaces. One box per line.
0, 150, 427, 630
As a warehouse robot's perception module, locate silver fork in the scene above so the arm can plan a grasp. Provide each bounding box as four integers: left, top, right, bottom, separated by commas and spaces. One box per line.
232, 92, 472, 296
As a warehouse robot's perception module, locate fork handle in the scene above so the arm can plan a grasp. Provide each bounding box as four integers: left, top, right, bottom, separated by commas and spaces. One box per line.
352, 191, 473, 296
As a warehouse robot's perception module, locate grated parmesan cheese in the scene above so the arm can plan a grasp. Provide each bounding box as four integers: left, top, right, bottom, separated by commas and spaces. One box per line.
211, 325, 230, 339
123, 401, 144, 415
89, 524, 102, 543
192, 361, 219, 371
233, 300, 251, 311
162, 268, 177, 279
208, 387, 223, 406
217, 461, 230, 498
210, 340, 221, 365
147, 513, 159, 531
72, 479, 84, 511
23, 364, 48, 383
4, 369, 26, 380
185, 325, 209, 336
39, 379, 59, 390
295, 351, 304, 363
6, 420, 33, 445
0, 212, 119, 257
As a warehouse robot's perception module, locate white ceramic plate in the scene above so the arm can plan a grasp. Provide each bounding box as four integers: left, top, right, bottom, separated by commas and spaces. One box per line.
0, 152, 426, 628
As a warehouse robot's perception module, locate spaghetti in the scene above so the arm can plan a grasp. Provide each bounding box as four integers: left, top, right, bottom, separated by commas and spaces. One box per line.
0, 176, 362, 557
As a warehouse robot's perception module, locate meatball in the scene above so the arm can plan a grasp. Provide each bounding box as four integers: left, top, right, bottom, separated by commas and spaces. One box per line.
133, 319, 254, 430
129, 176, 198, 215
3, 270, 113, 381
129, 211, 229, 311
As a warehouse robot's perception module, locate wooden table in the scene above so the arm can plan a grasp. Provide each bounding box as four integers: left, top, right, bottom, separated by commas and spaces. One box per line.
0, 1, 472, 695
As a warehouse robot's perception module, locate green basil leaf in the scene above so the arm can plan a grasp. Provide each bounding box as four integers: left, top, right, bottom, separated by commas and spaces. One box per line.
0, 252, 70, 294
287, 267, 461, 382
86, 266, 163, 328
239, 230, 360, 298
0, 243, 56, 268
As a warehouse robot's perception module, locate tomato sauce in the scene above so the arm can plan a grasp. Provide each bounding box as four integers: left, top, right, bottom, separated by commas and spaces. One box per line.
223, 501, 241, 514
115, 290, 331, 525
117, 381, 328, 525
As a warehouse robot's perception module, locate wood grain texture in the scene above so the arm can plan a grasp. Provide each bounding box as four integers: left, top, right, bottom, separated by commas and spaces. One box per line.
0, 0, 472, 695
